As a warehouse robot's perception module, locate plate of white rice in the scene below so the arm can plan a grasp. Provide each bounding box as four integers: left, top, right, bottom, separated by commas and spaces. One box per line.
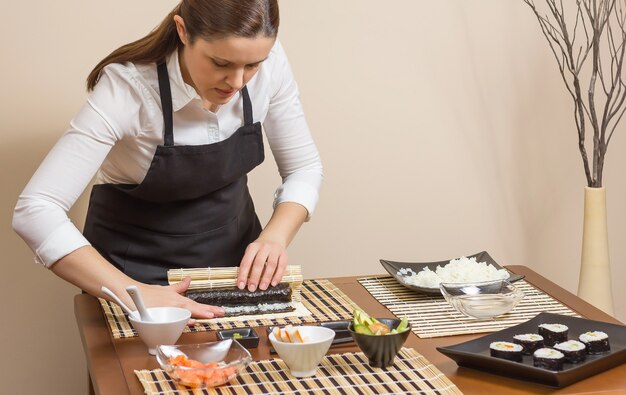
380, 251, 524, 294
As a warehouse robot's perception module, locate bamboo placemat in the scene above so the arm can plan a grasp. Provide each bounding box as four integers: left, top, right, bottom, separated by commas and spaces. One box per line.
358, 276, 580, 338
135, 348, 462, 395
100, 279, 359, 339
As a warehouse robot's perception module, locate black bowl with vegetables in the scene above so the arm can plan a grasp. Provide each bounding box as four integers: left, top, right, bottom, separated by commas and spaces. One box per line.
348, 309, 411, 368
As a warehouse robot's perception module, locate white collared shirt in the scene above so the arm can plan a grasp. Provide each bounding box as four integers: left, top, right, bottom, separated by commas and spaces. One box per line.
13, 40, 322, 268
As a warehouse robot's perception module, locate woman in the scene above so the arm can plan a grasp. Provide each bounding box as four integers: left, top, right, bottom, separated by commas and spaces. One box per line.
12, 0, 322, 320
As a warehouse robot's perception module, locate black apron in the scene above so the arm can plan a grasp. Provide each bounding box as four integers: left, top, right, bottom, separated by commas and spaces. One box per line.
83, 62, 264, 285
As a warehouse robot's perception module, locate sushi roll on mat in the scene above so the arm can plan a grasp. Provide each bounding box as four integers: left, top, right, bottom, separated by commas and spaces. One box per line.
186, 283, 295, 317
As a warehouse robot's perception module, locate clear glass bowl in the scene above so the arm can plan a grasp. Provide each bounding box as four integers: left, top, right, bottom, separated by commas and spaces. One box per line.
156, 339, 252, 388
439, 279, 525, 320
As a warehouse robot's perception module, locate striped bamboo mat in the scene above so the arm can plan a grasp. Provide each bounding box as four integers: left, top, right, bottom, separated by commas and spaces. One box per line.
358, 276, 580, 338
135, 348, 462, 395
100, 279, 359, 339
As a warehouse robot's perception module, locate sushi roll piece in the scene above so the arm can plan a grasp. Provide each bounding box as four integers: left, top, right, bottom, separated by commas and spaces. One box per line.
533, 348, 565, 371
490, 341, 523, 362
554, 340, 587, 363
579, 331, 610, 354
513, 333, 544, 355
538, 323, 568, 346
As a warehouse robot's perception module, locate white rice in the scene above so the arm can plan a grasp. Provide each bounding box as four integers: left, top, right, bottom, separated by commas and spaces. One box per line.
539, 323, 568, 333
398, 256, 510, 288
580, 331, 608, 342
490, 341, 523, 352
514, 334, 543, 342
534, 348, 564, 359
555, 340, 585, 351
221, 302, 293, 315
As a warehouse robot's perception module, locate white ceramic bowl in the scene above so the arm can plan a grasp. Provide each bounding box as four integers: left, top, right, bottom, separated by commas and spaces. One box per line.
128, 307, 191, 355
268, 326, 335, 377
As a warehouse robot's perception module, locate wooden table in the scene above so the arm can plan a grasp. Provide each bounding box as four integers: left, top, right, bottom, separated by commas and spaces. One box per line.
75, 265, 626, 394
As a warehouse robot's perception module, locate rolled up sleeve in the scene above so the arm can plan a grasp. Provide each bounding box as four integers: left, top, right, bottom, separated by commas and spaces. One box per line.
12, 68, 140, 267
262, 41, 323, 220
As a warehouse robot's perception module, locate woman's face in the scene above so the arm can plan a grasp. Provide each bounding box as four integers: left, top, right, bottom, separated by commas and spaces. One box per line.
175, 17, 274, 105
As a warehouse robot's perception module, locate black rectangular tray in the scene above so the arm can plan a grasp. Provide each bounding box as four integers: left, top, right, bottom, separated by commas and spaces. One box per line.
216, 327, 260, 348
380, 251, 524, 294
437, 313, 626, 387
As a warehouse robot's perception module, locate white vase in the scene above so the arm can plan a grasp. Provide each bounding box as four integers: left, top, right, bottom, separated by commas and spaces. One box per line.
577, 187, 614, 315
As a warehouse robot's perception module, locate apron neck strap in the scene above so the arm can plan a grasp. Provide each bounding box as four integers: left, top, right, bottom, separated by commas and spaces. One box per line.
157, 62, 175, 146
156, 62, 255, 146
241, 86, 254, 126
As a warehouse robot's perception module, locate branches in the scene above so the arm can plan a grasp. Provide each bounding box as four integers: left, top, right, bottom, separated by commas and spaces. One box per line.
523, 0, 626, 187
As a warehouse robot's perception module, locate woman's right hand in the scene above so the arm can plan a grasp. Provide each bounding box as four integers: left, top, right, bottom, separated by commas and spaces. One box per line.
50, 246, 224, 324
138, 276, 224, 324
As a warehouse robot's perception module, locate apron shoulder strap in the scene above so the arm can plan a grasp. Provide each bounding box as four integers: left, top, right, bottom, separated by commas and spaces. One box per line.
157, 62, 175, 146
241, 86, 254, 126
158, 61, 254, 141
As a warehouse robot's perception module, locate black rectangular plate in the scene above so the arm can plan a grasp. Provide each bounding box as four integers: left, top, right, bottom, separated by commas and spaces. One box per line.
380, 251, 524, 295
321, 320, 353, 343
217, 327, 260, 348
437, 313, 626, 387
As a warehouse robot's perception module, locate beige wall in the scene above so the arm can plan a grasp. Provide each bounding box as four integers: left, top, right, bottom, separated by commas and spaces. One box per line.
2, 1, 625, 393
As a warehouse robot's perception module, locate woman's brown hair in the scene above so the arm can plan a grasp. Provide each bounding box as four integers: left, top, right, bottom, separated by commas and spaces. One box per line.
86, 0, 279, 90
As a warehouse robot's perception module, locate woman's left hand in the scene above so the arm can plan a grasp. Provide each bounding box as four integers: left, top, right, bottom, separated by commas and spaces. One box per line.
237, 237, 288, 291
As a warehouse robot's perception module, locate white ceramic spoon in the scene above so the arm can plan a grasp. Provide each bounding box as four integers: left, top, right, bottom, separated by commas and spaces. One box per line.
126, 285, 154, 322
101, 286, 139, 319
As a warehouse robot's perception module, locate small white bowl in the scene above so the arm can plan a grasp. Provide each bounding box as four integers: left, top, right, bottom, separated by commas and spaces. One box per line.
268, 326, 335, 377
128, 307, 191, 355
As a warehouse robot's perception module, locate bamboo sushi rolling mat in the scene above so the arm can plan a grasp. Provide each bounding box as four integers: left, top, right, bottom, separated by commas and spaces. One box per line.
358, 276, 580, 338
135, 348, 462, 395
167, 266, 304, 291
100, 279, 359, 339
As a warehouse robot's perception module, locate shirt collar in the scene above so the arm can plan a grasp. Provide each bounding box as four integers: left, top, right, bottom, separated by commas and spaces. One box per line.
166, 49, 200, 112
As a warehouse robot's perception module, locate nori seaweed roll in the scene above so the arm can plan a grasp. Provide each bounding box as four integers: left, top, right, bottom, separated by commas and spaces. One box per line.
186, 283, 295, 317
579, 331, 610, 354
554, 340, 587, 363
513, 333, 544, 355
538, 323, 568, 346
533, 348, 565, 371
490, 341, 523, 362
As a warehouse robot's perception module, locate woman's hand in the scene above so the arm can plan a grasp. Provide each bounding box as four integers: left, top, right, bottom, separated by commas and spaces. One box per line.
236, 202, 308, 291
139, 276, 224, 324
50, 246, 224, 325
237, 237, 288, 291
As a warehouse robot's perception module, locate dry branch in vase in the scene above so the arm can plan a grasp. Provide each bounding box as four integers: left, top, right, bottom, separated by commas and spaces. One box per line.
523, 0, 626, 187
